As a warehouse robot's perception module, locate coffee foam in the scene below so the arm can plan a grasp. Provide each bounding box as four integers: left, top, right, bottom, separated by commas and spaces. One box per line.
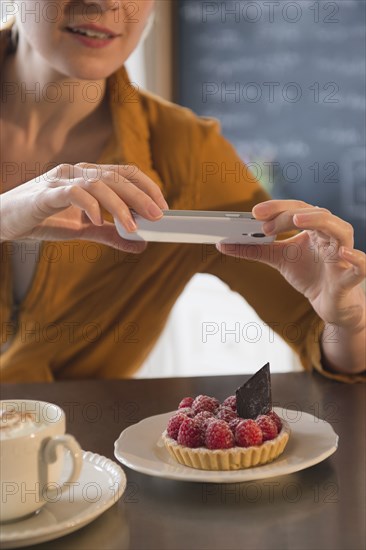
0, 407, 45, 439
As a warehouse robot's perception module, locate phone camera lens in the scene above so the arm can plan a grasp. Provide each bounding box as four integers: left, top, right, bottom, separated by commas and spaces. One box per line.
251, 233, 266, 238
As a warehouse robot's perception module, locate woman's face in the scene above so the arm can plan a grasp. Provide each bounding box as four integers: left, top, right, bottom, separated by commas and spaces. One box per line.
14, 0, 155, 80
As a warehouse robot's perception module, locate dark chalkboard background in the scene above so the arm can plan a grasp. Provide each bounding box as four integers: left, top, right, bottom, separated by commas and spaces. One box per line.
176, 0, 365, 250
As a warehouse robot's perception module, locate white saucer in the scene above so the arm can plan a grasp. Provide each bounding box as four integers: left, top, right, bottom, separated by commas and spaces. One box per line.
0, 451, 127, 549
114, 408, 338, 483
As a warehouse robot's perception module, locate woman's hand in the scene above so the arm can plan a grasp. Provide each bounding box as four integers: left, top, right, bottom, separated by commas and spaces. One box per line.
0, 163, 169, 252
218, 200, 366, 374
218, 200, 366, 331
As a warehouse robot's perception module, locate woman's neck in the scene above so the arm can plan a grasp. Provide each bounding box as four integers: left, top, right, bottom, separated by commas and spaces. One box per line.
2, 32, 108, 150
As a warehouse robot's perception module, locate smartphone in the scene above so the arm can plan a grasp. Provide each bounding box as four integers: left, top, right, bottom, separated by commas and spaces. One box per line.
115, 210, 275, 244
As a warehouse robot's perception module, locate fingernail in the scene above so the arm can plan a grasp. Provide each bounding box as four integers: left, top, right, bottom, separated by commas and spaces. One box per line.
161, 198, 170, 210
95, 212, 104, 226
148, 203, 163, 219
126, 218, 137, 232
263, 221, 275, 234
341, 246, 354, 258
253, 203, 270, 214
294, 213, 310, 223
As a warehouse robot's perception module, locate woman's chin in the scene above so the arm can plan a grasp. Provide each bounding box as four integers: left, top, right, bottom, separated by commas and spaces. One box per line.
63, 64, 119, 82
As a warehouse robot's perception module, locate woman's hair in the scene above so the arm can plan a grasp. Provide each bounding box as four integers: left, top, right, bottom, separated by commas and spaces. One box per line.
141, 11, 155, 43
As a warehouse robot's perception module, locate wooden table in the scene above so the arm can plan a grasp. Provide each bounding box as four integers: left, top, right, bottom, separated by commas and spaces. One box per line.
1, 372, 365, 550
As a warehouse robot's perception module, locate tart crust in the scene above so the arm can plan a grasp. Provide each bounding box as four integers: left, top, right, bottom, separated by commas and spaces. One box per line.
162, 420, 290, 471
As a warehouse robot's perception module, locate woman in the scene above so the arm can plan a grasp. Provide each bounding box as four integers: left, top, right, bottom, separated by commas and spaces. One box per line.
1, 0, 365, 383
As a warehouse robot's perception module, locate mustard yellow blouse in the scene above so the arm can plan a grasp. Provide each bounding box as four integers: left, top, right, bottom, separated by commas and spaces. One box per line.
0, 29, 363, 383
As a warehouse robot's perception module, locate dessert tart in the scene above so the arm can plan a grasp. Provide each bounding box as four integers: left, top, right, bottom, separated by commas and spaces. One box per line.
162, 364, 290, 471
162, 417, 290, 471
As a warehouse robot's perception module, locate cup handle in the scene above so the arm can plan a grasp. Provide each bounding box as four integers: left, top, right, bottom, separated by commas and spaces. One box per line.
42, 434, 83, 496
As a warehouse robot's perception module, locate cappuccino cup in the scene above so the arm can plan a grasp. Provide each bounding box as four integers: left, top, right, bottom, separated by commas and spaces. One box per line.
0, 400, 82, 522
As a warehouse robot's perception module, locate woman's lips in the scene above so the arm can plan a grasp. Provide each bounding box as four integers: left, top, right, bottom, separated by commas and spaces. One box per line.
65, 24, 121, 49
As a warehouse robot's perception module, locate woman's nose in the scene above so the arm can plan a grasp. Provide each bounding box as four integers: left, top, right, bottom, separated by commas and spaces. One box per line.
82, 0, 119, 11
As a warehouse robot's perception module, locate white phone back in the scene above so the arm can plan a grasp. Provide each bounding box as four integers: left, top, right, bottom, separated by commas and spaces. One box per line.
115, 212, 275, 244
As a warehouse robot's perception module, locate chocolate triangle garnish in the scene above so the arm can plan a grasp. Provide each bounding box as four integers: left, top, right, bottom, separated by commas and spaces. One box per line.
236, 363, 272, 419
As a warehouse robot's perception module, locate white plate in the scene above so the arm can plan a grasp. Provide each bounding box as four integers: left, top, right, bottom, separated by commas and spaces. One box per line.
0, 451, 127, 549
114, 408, 338, 483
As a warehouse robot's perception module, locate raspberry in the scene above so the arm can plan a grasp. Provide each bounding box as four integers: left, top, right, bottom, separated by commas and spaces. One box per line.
192, 395, 220, 415
228, 417, 241, 433
216, 406, 238, 423
235, 419, 263, 447
177, 418, 204, 448
256, 415, 278, 441
205, 420, 235, 450
195, 411, 215, 430
177, 407, 194, 418
167, 413, 188, 440
178, 397, 194, 409
267, 411, 282, 432
223, 395, 237, 412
